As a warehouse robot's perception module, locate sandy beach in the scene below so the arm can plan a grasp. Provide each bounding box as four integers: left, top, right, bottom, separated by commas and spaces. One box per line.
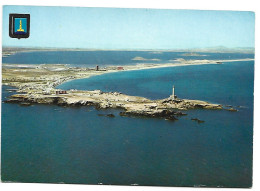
2, 58, 254, 93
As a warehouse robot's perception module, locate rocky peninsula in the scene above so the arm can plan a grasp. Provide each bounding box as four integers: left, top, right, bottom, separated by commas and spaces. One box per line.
2, 58, 249, 120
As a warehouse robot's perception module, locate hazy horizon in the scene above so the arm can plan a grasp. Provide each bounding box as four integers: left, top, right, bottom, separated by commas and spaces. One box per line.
2, 46, 255, 54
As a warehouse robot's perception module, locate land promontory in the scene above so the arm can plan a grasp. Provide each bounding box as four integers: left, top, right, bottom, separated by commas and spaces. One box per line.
3, 58, 250, 120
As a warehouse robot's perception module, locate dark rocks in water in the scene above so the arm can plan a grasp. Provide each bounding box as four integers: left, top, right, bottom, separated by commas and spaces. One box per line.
4, 98, 21, 103
225, 105, 233, 107
191, 118, 205, 123
119, 112, 127, 117
119, 109, 185, 121
197, 120, 205, 123
98, 113, 115, 118
20, 102, 32, 106
174, 111, 188, 116
165, 115, 178, 121
107, 114, 115, 117
226, 108, 238, 112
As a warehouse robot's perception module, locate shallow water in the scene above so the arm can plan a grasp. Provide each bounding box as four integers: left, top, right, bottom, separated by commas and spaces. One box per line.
1, 52, 254, 187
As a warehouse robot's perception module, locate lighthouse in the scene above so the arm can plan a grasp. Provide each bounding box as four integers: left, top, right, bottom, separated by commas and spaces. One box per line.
170, 85, 176, 100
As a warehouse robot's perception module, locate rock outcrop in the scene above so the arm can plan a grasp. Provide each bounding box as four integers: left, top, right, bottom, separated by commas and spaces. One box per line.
5, 89, 223, 120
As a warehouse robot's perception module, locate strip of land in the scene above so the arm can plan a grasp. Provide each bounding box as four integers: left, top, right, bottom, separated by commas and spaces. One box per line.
3, 58, 250, 120
2, 46, 255, 57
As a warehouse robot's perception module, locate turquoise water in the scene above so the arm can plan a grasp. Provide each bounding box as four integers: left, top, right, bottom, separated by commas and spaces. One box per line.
1, 57, 254, 187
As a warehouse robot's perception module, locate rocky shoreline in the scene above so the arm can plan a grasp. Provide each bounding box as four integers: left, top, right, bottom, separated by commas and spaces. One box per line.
5, 90, 222, 121
2, 60, 244, 121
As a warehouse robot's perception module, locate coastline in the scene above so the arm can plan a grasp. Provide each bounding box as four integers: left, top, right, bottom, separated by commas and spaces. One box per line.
2, 58, 248, 120
2, 58, 254, 91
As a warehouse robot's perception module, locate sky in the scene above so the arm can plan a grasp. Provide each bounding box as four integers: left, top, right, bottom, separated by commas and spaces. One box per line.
2, 5, 255, 50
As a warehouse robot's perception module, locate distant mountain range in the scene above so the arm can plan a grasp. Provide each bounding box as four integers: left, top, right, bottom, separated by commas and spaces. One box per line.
2, 46, 255, 55
182, 46, 254, 54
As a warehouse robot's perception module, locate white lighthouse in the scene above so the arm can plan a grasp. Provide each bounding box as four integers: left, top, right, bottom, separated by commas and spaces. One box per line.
171, 85, 175, 100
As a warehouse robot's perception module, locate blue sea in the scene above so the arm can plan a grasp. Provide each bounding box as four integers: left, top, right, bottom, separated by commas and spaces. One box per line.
2, 50, 254, 67
1, 51, 254, 187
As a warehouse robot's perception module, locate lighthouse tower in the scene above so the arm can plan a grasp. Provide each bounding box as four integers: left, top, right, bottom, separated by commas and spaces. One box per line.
171, 85, 175, 100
